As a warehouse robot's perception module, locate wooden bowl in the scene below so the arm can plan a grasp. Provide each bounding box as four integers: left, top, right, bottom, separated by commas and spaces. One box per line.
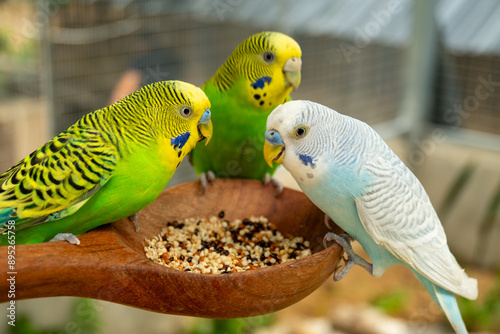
0, 179, 342, 318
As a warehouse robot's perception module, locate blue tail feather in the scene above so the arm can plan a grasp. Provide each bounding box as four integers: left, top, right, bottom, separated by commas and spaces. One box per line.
433, 284, 468, 334
0, 207, 17, 232
414, 270, 469, 334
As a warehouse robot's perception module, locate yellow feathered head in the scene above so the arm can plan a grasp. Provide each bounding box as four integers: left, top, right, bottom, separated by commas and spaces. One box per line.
117, 80, 213, 153
209, 31, 302, 109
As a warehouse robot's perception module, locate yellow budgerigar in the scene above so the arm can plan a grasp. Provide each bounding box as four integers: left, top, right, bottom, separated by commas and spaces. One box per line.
0, 80, 212, 245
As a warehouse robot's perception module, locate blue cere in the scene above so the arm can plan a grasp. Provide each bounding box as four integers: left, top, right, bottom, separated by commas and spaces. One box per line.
299, 154, 315, 167
171, 132, 191, 149
251, 76, 272, 89
265, 130, 283, 145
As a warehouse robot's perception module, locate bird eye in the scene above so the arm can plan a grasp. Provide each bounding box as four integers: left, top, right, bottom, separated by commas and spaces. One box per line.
294, 126, 307, 138
263, 51, 275, 63
181, 106, 192, 117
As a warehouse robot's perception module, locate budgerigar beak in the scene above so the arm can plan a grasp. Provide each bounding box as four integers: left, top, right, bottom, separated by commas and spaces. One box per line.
264, 130, 285, 167
198, 109, 213, 145
283, 57, 302, 91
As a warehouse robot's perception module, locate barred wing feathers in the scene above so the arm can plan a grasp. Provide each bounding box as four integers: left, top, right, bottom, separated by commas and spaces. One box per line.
0, 127, 117, 232
355, 150, 477, 300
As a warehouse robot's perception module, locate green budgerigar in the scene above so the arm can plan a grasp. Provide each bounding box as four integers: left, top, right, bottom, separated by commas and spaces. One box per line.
190, 31, 302, 192
0, 80, 212, 245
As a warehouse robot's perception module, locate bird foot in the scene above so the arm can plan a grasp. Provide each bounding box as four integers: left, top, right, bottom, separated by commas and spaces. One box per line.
50, 233, 81, 245
323, 232, 373, 281
199, 171, 216, 193
129, 213, 140, 233
263, 173, 283, 196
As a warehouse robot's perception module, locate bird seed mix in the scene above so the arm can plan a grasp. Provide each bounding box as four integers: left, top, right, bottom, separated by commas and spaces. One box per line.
144, 212, 313, 274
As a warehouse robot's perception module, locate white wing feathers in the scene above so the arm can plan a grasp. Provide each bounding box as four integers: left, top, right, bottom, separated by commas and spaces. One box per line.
355, 148, 477, 300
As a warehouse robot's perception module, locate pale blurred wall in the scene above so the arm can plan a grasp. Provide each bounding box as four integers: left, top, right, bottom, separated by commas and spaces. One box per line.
0, 98, 49, 172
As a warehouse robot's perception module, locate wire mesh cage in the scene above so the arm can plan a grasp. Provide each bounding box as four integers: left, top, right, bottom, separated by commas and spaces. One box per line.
43, 0, 411, 134
43, 0, 500, 136
435, 53, 500, 134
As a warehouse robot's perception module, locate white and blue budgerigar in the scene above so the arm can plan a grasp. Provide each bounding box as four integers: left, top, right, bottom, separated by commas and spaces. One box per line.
263, 100, 477, 334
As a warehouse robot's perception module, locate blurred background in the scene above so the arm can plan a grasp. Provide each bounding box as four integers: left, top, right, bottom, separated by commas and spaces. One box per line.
1, 0, 499, 333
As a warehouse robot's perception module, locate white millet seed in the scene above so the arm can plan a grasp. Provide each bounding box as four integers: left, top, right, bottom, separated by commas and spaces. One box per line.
144, 214, 313, 274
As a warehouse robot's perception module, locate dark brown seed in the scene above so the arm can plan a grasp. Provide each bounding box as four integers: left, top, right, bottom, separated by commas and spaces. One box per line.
146, 215, 313, 274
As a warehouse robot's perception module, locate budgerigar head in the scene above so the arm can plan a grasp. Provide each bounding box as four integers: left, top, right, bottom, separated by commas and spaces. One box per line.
264, 100, 339, 183
123, 80, 213, 158
210, 31, 302, 109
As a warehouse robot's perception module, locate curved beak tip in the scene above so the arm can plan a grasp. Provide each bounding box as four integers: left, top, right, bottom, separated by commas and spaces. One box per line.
203, 123, 213, 146
284, 57, 302, 92
263, 140, 285, 168
198, 109, 213, 145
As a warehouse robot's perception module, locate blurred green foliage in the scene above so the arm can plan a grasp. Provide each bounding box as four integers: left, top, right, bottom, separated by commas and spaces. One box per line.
189, 315, 275, 334
458, 271, 500, 332
0, 28, 38, 62
7, 298, 102, 334
0, 3, 40, 97
370, 289, 409, 315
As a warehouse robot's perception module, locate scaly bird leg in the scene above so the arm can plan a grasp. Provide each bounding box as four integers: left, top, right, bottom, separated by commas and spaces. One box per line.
199, 171, 216, 193
323, 232, 373, 281
128, 213, 140, 233
50, 233, 80, 245
263, 173, 283, 197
